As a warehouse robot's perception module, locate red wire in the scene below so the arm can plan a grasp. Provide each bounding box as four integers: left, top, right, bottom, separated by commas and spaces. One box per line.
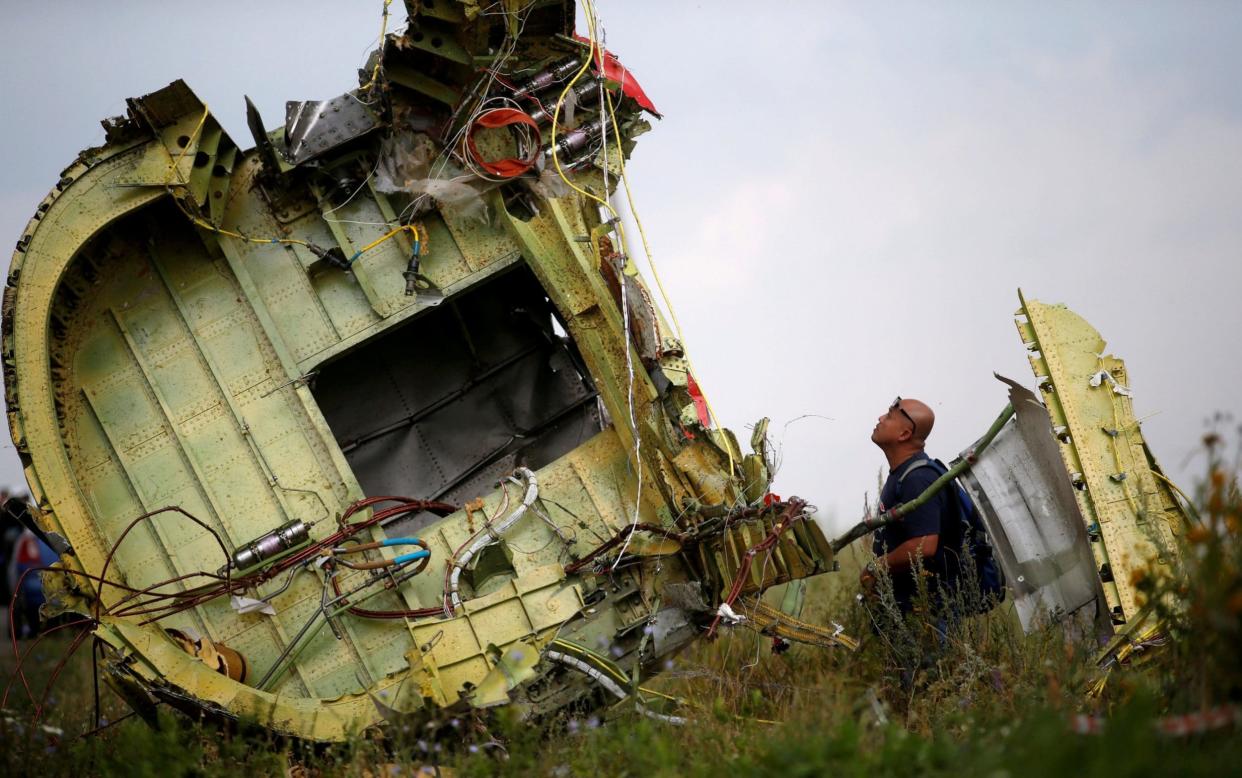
94, 506, 233, 622
705, 499, 808, 639
0, 496, 459, 734
2, 611, 96, 711
129, 498, 455, 625
563, 523, 688, 575
464, 108, 542, 178
33, 624, 94, 724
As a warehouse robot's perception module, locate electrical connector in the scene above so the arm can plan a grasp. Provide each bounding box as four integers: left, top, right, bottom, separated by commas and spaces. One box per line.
306, 242, 351, 270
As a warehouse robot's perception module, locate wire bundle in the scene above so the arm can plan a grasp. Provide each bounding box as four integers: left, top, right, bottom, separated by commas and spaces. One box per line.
462, 106, 542, 179
90, 498, 453, 626
705, 498, 809, 639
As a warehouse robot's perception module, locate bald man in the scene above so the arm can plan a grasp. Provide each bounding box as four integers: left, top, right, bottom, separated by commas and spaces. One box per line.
860, 397, 958, 614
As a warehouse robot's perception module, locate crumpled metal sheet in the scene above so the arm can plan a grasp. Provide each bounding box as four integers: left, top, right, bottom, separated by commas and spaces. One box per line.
284, 93, 380, 164
956, 375, 1113, 642
650, 608, 698, 655
471, 640, 542, 708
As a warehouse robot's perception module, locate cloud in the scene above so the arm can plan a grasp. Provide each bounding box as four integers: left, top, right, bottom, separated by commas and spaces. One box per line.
1, 2, 1239, 533
616, 13, 1242, 532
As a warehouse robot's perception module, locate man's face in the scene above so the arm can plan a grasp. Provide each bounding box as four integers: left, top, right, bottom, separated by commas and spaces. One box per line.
871, 398, 916, 447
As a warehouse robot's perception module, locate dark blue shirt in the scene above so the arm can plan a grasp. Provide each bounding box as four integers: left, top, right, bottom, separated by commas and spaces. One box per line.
872, 452, 952, 610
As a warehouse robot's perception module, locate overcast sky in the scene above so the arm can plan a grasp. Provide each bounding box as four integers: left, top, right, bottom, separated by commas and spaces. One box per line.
1, 2, 1239, 534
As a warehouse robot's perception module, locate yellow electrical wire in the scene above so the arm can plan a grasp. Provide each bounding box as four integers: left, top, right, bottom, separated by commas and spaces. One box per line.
554, 0, 736, 471
548, 6, 625, 237
599, 82, 735, 470
172, 4, 398, 251
350, 223, 424, 262
163, 105, 312, 249
548, 1, 661, 536
359, 0, 394, 94
1086, 669, 1111, 698
168, 106, 211, 182
1151, 469, 1202, 524
164, 103, 425, 264
1151, 470, 1193, 509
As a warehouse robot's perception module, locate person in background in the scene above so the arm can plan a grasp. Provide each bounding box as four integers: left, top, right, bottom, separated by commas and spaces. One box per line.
0, 488, 19, 606
859, 397, 957, 614
5, 497, 58, 639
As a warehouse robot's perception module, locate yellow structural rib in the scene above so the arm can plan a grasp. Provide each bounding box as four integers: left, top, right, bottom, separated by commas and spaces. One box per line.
1015, 292, 1189, 625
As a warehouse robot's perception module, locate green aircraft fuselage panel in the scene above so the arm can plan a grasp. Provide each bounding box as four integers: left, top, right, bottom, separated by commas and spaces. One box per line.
3, 1, 838, 741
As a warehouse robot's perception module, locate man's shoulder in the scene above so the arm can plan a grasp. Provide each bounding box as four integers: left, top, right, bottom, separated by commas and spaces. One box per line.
897, 453, 941, 478
896, 455, 947, 492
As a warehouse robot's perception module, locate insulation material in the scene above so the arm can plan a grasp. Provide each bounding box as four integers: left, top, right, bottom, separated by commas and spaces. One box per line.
374, 133, 489, 223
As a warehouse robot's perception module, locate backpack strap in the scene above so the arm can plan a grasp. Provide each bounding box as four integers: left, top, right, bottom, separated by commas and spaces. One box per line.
895, 458, 933, 495
895, 457, 961, 544
893, 456, 1006, 602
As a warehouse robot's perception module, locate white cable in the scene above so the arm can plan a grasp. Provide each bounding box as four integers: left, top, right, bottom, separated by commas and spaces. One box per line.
447, 467, 538, 609
636, 703, 688, 726
598, 11, 609, 193
587, 3, 643, 573
395, 6, 536, 222
715, 602, 746, 625
545, 650, 628, 699
545, 650, 688, 725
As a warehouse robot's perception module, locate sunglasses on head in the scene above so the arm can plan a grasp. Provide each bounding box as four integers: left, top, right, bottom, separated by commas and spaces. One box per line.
891, 396, 917, 437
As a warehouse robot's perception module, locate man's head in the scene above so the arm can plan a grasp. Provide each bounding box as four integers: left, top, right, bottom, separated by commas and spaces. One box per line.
871, 396, 935, 454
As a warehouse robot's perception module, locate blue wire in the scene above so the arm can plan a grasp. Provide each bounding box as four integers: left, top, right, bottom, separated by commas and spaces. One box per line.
381, 537, 423, 547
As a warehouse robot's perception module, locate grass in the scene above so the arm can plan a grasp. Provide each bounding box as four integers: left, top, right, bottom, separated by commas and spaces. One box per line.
2, 441, 1240, 776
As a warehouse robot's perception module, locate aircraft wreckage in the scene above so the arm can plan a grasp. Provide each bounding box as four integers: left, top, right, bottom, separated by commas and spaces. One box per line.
4, 0, 1189, 743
